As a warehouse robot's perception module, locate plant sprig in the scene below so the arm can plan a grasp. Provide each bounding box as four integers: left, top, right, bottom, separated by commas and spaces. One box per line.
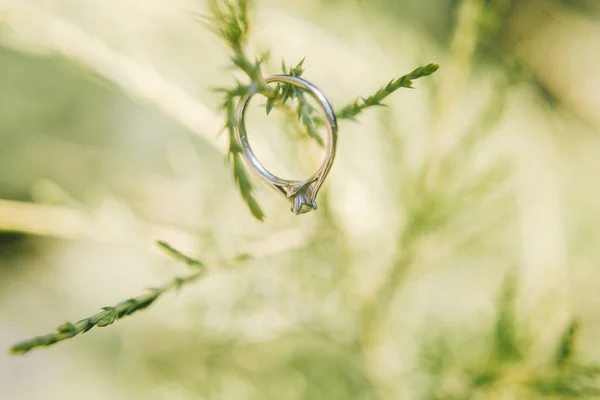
205, 0, 269, 220
208, 0, 438, 220
10, 242, 206, 355
272, 58, 325, 146
337, 63, 440, 120
205, 0, 267, 90
157, 240, 205, 268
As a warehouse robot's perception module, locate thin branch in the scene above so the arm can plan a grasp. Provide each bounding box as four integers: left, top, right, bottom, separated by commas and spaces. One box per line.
223, 92, 266, 220
206, 0, 273, 220
10, 242, 207, 355
10, 273, 203, 355
336, 63, 440, 120
157, 240, 205, 268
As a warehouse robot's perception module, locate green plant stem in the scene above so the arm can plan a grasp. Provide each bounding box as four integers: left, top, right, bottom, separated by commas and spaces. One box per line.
223, 93, 266, 220
10, 271, 203, 355
337, 63, 439, 120
157, 240, 205, 268
10, 241, 208, 355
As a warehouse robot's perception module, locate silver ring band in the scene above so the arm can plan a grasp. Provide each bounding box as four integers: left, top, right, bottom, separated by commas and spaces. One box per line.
235, 75, 338, 215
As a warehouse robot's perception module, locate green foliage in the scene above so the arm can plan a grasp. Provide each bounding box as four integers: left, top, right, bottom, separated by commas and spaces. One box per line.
530, 364, 600, 398
529, 321, 600, 398
10, 242, 206, 355
205, 0, 257, 78
207, 0, 438, 220
476, 0, 515, 62
417, 276, 600, 399
493, 275, 523, 362
274, 58, 325, 146
555, 320, 579, 366
206, 0, 270, 220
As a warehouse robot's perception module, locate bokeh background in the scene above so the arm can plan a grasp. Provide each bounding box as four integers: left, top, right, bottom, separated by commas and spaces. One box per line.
1, 0, 600, 399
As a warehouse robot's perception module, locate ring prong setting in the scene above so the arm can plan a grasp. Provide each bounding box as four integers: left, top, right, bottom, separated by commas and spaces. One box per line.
289, 185, 318, 215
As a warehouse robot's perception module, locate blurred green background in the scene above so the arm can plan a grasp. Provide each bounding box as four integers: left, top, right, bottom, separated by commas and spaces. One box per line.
1, 0, 600, 399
